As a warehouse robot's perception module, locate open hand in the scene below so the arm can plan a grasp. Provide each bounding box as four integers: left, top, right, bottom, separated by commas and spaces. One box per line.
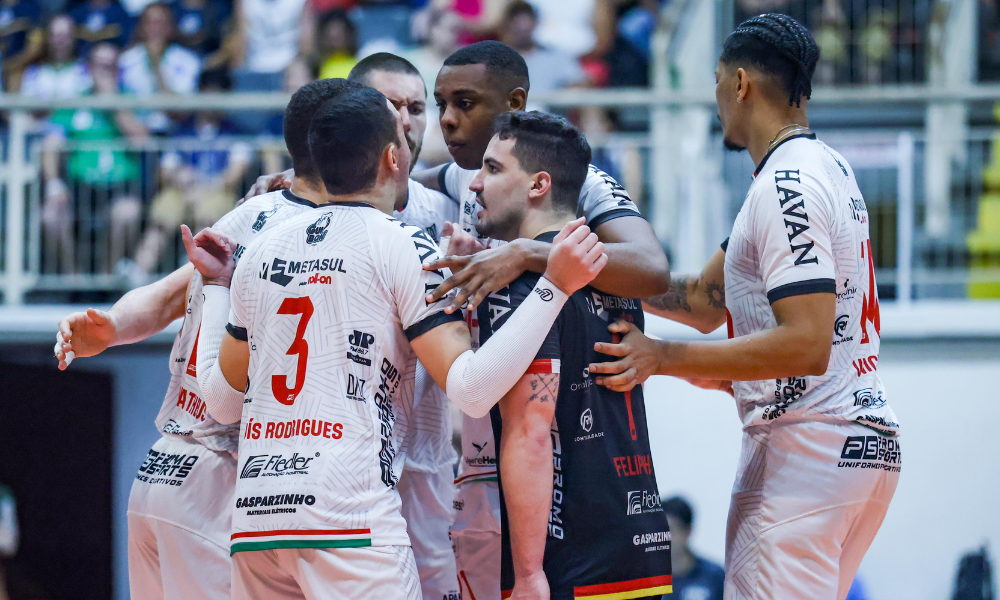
239, 168, 294, 206
589, 320, 661, 392
423, 241, 522, 314
54, 308, 117, 369
542, 218, 607, 295
181, 225, 236, 288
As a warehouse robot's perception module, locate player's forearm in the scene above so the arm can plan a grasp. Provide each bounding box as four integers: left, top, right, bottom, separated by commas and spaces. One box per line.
651, 326, 830, 381
643, 274, 726, 334
511, 238, 669, 299
500, 411, 553, 581
107, 263, 193, 346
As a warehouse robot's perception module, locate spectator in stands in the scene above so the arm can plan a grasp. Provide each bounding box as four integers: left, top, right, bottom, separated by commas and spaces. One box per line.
41, 42, 145, 274
0, 482, 17, 600
406, 6, 460, 166
590, 0, 660, 88
0, 0, 44, 91
71, 0, 133, 53
231, 0, 314, 91
129, 68, 251, 277
20, 14, 91, 100
171, 0, 233, 68
316, 9, 357, 79
661, 496, 725, 600
528, 0, 598, 57
119, 2, 201, 134
499, 1, 587, 97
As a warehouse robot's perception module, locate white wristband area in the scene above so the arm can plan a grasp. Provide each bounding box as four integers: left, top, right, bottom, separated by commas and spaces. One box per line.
446, 275, 568, 418
197, 284, 244, 425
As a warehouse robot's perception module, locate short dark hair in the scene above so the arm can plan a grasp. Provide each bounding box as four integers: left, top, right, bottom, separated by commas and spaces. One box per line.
283, 78, 361, 182
719, 13, 819, 107
308, 85, 400, 195
504, 0, 537, 21
198, 68, 231, 92
443, 40, 530, 93
661, 496, 694, 529
493, 111, 590, 212
318, 9, 358, 56
348, 52, 423, 91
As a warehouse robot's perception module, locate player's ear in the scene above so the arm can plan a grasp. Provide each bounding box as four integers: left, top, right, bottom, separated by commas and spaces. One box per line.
385, 142, 401, 174
736, 67, 749, 104
508, 88, 527, 111
528, 171, 551, 202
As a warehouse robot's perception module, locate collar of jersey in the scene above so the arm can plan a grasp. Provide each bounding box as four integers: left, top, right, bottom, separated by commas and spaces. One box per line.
282, 189, 378, 210
753, 132, 818, 178
534, 230, 559, 243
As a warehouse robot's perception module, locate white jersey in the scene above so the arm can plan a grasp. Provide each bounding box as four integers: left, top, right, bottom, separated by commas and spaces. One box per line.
153, 189, 327, 454
724, 134, 898, 436
228, 203, 463, 552
438, 162, 645, 484
394, 179, 461, 473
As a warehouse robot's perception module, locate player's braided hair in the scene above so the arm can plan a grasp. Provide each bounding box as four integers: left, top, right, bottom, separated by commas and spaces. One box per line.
720, 13, 819, 107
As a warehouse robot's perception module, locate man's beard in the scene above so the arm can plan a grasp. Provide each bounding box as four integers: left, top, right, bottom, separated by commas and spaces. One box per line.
407, 136, 422, 172
723, 137, 746, 152
475, 203, 522, 242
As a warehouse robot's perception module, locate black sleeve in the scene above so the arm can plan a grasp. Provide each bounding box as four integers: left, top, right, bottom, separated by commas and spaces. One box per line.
226, 323, 248, 341
721, 237, 729, 252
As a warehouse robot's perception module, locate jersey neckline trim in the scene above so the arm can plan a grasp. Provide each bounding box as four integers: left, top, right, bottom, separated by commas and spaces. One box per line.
754, 133, 818, 177
282, 189, 320, 208
534, 231, 558, 243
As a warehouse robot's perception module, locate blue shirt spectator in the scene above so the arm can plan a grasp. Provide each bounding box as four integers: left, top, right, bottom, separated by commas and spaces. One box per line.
661, 496, 725, 600
71, 0, 133, 52
172, 0, 231, 57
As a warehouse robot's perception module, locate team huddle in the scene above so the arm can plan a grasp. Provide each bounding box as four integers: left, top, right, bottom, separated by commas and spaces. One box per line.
54, 13, 900, 600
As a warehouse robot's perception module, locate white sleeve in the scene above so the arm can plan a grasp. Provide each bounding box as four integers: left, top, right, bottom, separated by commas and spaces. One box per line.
445, 277, 569, 418
752, 166, 837, 303
386, 223, 466, 340
196, 285, 244, 425
579, 165, 643, 229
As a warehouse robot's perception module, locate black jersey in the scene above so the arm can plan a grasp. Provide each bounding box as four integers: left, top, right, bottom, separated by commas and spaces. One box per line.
478, 232, 672, 600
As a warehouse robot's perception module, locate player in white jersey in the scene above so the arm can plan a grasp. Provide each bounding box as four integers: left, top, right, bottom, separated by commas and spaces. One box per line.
240, 43, 671, 600
591, 15, 899, 600
189, 83, 607, 600
52, 78, 377, 600
348, 54, 463, 600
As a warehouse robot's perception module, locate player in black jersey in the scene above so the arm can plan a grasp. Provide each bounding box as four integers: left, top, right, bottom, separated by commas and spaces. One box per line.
471, 111, 672, 600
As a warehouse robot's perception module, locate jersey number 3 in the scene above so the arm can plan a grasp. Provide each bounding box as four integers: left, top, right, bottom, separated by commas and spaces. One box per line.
273, 297, 314, 405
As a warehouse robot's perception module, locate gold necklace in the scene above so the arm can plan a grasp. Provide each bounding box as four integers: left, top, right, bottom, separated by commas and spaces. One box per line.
766, 123, 811, 152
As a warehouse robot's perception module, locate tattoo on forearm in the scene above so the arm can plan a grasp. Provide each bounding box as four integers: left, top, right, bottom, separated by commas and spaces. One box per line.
646, 276, 692, 312
527, 373, 559, 405
705, 280, 726, 310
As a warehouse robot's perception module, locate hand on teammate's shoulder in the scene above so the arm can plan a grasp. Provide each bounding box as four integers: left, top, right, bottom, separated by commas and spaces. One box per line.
544, 218, 608, 295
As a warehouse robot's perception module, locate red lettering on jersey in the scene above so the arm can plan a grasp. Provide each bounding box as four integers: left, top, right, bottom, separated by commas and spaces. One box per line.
614, 454, 653, 476
726, 309, 734, 339
860, 240, 881, 344
186, 327, 200, 377
852, 355, 879, 376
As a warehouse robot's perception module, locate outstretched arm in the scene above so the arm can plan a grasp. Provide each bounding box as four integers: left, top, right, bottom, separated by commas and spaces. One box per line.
55, 263, 194, 369
499, 372, 559, 600
643, 246, 727, 334
589, 292, 836, 391
424, 215, 670, 313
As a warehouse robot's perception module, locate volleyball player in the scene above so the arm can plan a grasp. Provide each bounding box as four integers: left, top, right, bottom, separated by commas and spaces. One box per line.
590, 15, 900, 600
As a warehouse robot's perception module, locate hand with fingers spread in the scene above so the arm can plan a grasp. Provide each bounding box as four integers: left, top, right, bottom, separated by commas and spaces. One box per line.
589, 320, 662, 392
542, 218, 608, 295
54, 308, 118, 369
181, 225, 237, 288
240, 168, 294, 206
422, 242, 524, 314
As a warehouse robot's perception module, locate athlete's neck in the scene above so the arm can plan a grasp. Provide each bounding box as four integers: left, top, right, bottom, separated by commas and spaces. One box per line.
746, 102, 809, 169
290, 177, 330, 205
327, 183, 397, 215
519, 208, 577, 241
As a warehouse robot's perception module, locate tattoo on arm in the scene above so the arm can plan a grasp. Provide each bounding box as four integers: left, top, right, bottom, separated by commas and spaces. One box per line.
646, 276, 692, 312
526, 373, 559, 405
705, 280, 726, 310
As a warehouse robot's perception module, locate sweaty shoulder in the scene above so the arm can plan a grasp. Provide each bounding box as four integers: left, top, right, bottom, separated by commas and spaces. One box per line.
578, 164, 642, 229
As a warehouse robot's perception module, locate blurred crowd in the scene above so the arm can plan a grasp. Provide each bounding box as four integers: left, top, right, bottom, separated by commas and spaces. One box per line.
2, 0, 996, 281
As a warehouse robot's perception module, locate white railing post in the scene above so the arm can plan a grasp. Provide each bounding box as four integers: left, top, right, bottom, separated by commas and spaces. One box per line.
896, 132, 915, 306
2, 110, 33, 305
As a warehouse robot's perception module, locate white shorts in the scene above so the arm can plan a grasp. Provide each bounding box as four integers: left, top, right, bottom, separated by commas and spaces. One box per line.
127, 436, 237, 600
451, 480, 501, 600
231, 546, 421, 600
398, 465, 460, 600
725, 421, 900, 600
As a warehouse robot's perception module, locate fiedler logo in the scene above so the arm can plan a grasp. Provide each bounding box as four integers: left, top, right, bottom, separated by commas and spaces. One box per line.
347, 331, 375, 366
306, 214, 332, 245
580, 408, 593, 432
626, 490, 662, 516
240, 452, 317, 478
